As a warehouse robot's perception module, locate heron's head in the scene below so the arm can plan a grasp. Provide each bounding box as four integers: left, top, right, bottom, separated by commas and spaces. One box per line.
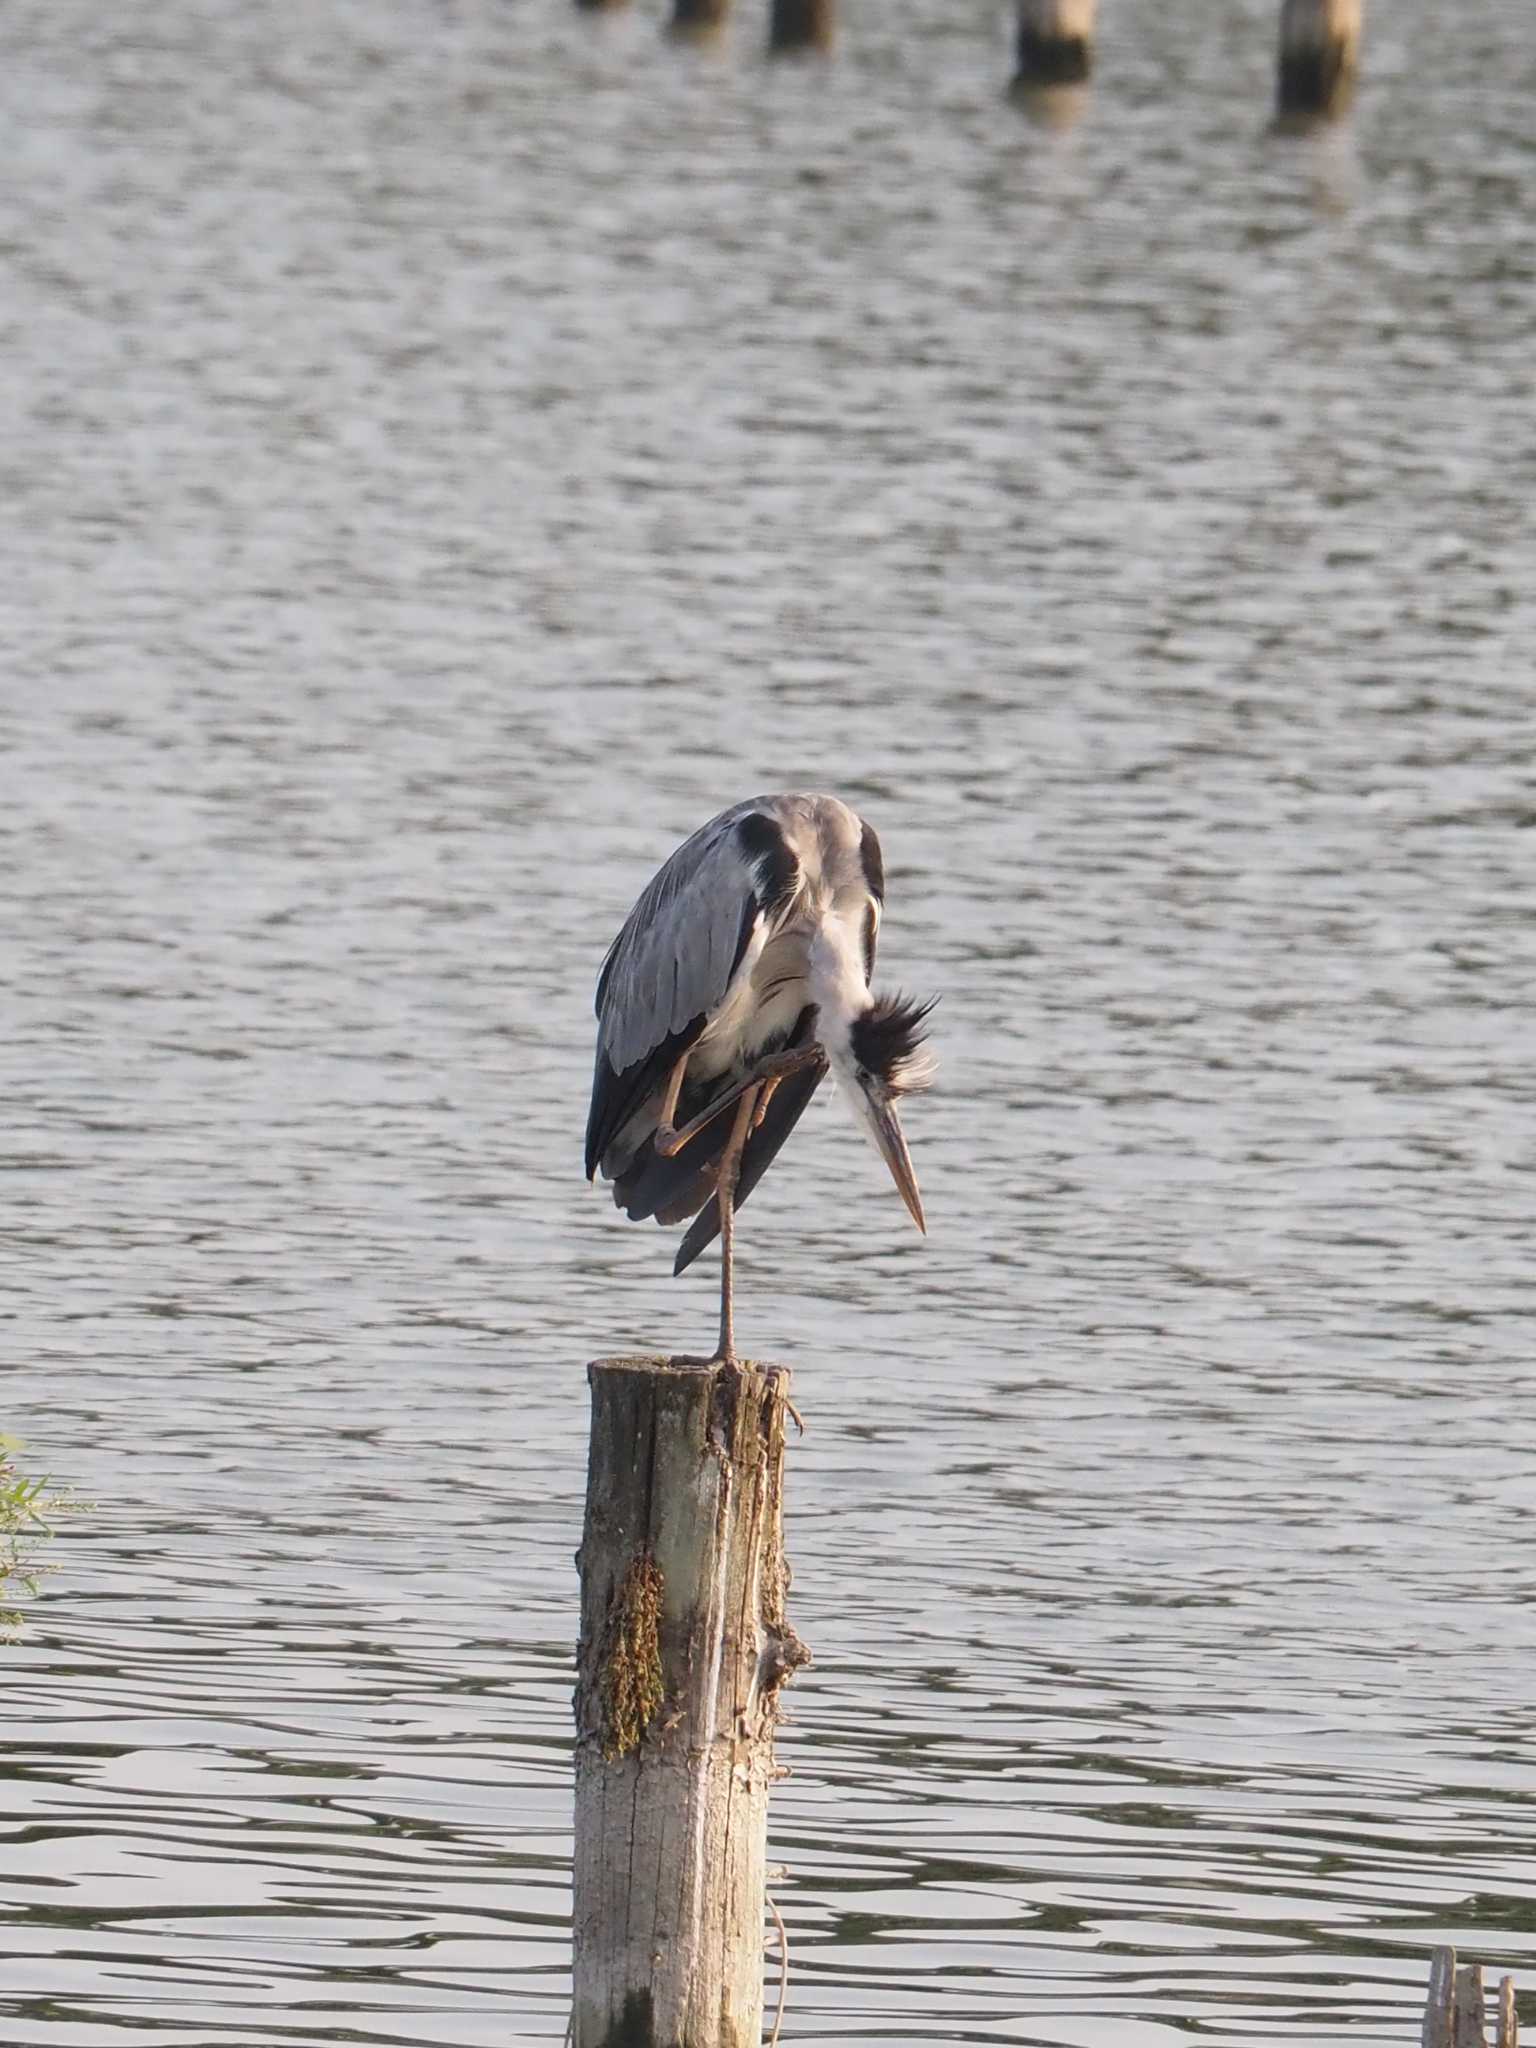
839, 991, 937, 1233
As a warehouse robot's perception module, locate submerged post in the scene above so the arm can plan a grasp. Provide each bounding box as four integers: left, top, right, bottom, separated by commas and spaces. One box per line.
572, 1357, 808, 2048
671, 0, 729, 33
769, 0, 835, 54
1013, 0, 1096, 87
1423, 1947, 1520, 2048
1500, 1980, 1521, 2048
1276, 0, 1362, 119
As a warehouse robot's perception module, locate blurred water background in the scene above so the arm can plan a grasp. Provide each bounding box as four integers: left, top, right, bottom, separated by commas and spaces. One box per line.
2, 1, 1535, 2042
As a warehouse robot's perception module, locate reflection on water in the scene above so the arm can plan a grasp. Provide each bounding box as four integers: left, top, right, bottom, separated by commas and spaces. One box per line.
2, 0, 1535, 2042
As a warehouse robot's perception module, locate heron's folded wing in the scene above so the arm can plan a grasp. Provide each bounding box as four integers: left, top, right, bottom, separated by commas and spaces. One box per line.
584, 807, 768, 1180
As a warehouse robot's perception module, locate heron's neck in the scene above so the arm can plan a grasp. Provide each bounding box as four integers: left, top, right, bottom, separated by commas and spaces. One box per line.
807, 913, 869, 1071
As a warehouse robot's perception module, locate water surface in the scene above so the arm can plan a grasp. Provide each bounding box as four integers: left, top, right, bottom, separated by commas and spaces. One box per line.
3, 1, 1535, 2042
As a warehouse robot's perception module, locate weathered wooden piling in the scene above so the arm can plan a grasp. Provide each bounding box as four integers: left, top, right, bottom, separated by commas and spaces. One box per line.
1423, 1947, 1520, 2048
670, 0, 729, 34
1013, 0, 1096, 87
572, 1356, 808, 2048
1277, 0, 1362, 119
769, 0, 835, 54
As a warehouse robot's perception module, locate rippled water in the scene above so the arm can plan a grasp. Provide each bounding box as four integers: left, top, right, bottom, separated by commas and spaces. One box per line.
3, 1, 1535, 2042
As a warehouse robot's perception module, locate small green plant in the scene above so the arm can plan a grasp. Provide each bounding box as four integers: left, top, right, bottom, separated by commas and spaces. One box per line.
1, 1436, 72, 1636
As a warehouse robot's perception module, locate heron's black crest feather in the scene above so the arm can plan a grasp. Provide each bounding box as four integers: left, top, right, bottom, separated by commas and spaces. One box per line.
849, 991, 937, 1095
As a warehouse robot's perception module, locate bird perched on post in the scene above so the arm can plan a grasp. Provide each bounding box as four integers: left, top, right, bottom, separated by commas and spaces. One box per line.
585, 793, 935, 1364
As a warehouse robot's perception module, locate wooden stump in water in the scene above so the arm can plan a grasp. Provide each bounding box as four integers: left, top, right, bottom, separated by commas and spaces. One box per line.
1014, 0, 1096, 88
1276, 0, 1362, 119
671, 0, 730, 33
572, 1356, 809, 2048
769, 0, 835, 55
1423, 1947, 1520, 2048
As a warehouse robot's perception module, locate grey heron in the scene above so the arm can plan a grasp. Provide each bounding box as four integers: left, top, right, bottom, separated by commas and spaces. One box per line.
585, 793, 935, 1363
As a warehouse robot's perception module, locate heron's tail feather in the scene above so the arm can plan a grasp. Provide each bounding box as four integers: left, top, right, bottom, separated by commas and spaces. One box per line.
672, 1060, 826, 1277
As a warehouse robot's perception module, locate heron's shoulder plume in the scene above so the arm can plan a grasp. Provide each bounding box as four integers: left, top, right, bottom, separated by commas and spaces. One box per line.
849, 992, 938, 1096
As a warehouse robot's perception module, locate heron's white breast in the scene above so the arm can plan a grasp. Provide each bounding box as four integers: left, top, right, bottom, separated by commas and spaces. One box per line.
693, 885, 868, 1083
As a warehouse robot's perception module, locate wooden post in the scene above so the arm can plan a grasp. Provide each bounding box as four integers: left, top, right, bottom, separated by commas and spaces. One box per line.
1013, 0, 1095, 88
1457, 1965, 1492, 2048
1423, 1948, 1521, 2048
1427, 1950, 1458, 2048
572, 1357, 809, 2048
1499, 1978, 1520, 2048
671, 0, 729, 33
1276, 0, 1362, 119
769, 0, 835, 54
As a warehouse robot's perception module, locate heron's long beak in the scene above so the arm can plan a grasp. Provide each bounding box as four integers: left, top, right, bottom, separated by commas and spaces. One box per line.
856, 1077, 926, 1235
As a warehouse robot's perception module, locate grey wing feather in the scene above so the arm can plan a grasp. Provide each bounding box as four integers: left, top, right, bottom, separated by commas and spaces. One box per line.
596, 804, 762, 1074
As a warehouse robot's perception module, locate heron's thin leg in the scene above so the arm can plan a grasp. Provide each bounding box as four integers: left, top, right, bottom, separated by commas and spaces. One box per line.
656, 1044, 822, 1161
647, 1051, 691, 1156
713, 1082, 761, 1366
751, 1074, 783, 1132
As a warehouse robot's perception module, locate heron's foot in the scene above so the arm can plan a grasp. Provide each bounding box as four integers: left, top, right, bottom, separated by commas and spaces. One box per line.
655, 1045, 825, 1160
703, 1347, 747, 1456
655, 1105, 718, 1161
749, 1044, 826, 1132
655, 1088, 742, 1160
758, 1044, 825, 1097
745, 1044, 825, 1133
752, 1044, 824, 1084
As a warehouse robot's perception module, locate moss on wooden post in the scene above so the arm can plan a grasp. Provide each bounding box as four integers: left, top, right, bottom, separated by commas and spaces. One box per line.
572, 1356, 809, 2048
598, 1556, 665, 1761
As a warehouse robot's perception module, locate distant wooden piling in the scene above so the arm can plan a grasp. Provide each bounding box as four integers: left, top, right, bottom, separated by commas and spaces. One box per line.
1423, 1947, 1520, 2048
1014, 0, 1095, 87
1277, 0, 1361, 119
671, 0, 730, 33
769, 0, 835, 54
572, 1357, 808, 2048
